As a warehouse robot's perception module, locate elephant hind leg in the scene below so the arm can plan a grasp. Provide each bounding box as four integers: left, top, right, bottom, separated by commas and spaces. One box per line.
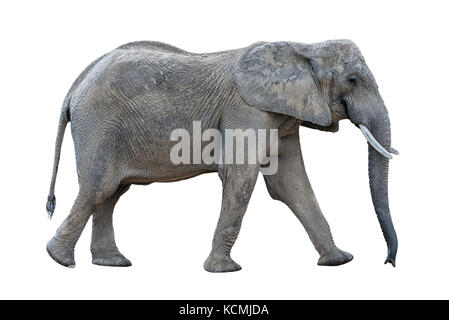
47, 157, 121, 267
91, 184, 132, 267
47, 190, 98, 267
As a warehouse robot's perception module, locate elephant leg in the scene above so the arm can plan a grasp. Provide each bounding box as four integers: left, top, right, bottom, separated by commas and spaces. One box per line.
91, 184, 131, 267
263, 132, 353, 266
46, 190, 98, 267
47, 155, 119, 268
204, 164, 259, 272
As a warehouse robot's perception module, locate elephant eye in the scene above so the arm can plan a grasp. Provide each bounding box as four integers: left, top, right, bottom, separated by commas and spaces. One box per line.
348, 76, 357, 85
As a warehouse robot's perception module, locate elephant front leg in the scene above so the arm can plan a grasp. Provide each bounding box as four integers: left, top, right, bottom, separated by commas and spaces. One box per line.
91, 185, 131, 267
204, 164, 259, 272
263, 133, 353, 266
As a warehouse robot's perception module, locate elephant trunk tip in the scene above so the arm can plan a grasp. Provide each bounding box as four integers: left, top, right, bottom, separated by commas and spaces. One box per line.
384, 256, 396, 267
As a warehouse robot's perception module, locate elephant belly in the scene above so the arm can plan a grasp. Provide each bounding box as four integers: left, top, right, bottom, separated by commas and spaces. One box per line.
120, 166, 217, 185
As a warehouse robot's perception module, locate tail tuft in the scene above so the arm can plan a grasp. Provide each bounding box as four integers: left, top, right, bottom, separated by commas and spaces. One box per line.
46, 195, 56, 219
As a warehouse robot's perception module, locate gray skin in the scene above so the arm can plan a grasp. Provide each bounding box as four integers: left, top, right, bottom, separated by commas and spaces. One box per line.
46, 40, 398, 271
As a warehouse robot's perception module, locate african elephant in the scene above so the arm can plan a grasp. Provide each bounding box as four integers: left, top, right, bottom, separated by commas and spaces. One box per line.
46, 40, 398, 272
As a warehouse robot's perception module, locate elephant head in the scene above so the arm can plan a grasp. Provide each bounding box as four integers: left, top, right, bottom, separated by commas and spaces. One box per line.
233, 40, 398, 266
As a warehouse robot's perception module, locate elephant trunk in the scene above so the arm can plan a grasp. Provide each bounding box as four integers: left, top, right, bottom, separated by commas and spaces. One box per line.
362, 113, 398, 266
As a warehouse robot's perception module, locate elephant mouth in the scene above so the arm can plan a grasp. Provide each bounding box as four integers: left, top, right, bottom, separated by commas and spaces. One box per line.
358, 124, 399, 159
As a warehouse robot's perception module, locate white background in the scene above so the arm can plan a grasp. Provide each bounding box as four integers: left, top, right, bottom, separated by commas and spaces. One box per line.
0, 0, 447, 299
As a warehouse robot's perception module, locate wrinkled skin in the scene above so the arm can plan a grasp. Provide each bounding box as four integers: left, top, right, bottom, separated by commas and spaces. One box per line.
46, 40, 397, 271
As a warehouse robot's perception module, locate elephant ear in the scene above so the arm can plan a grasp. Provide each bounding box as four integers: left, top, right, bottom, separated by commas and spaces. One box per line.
233, 42, 331, 126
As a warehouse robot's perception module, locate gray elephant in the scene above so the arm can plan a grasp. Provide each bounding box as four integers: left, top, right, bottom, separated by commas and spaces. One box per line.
46, 40, 398, 272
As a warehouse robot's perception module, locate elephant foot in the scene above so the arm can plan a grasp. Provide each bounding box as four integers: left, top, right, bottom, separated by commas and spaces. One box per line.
204, 253, 242, 273
318, 247, 353, 266
46, 237, 76, 268
91, 249, 132, 267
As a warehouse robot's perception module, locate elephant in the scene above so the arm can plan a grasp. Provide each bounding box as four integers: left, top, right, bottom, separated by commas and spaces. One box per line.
46, 40, 398, 272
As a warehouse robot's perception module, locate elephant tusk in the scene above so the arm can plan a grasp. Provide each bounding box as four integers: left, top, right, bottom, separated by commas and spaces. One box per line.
359, 124, 393, 159
389, 147, 400, 155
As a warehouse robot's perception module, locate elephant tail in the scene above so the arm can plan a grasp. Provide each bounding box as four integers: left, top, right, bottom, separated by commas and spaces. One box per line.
46, 99, 70, 219
46, 53, 107, 218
